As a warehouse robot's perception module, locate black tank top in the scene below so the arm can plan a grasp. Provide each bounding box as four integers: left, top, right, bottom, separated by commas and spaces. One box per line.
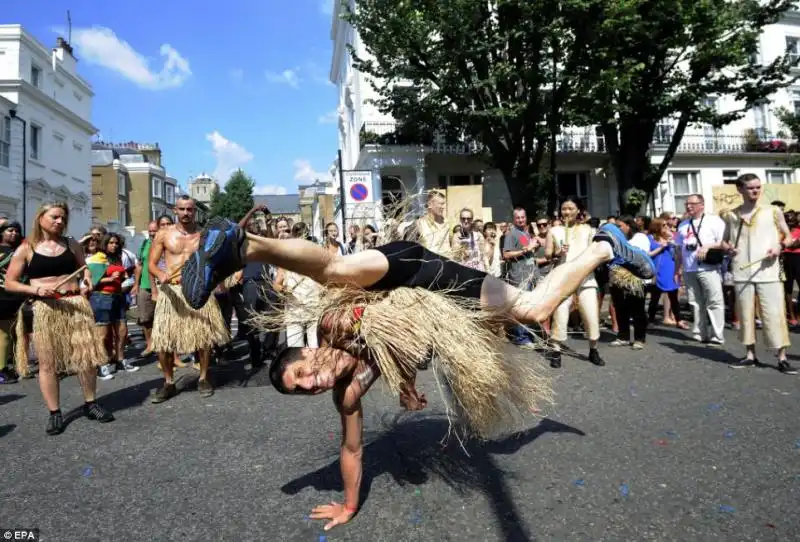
27, 244, 79, 279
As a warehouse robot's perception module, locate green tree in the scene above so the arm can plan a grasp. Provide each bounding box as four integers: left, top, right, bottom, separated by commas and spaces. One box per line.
571, 0, 797, 213
209, 183, 225, 218
343, 0, 590, 217
773, 106, 800, 168
208, 170, 255, 221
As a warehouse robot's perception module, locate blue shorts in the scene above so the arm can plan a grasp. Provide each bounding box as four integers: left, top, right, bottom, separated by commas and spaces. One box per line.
90, 292, 127, 325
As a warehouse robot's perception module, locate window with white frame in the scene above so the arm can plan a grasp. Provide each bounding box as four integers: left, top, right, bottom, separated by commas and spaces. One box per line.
118, 201, 128, 226
787, 36, 800, 65
670, 171, 700, 211
0, 116, 10, 168
30, 65, 41, 88
30, 125, 41, 160
165, 184, 175, 205
753, 102, 769, 138
151, 176, 163, 199
791, 89, 800, 116
151, 203, 159, 221
117, 172, 126, 195
766, 170, 792, 184
722, 170, 739, 185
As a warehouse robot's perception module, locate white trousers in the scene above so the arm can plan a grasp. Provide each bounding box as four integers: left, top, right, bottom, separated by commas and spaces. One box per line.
551, 286, 600, 343
684, 270, 725, 343
735, 281, 790, 349
286, 323, 319, 348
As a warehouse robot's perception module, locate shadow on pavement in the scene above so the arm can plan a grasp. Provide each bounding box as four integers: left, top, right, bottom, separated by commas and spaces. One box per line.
0, 424, 16, 438
282, 416, 585, 542
0, 393, 26, 407
660, 341, 732, 364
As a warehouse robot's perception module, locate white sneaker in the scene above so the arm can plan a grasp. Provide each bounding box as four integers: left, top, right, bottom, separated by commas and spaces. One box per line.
632, 341, 645, 350
98, 364, 115, 380
120, 359, 140, 372
609, 339, 628, 347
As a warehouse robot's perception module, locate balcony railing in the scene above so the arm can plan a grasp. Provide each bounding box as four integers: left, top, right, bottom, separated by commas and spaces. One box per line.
359, 121, 800, 155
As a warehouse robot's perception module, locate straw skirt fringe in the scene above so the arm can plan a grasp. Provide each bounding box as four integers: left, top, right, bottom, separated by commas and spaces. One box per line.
15, 296, 106, 377
151, 284, 229, 353
252, 285, 552, 439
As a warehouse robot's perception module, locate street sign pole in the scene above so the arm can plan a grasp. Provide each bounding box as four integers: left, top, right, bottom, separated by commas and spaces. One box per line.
338, 149, 347, 234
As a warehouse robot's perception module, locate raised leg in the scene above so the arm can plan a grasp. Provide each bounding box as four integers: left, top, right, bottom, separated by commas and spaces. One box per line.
480, 241, 615, 324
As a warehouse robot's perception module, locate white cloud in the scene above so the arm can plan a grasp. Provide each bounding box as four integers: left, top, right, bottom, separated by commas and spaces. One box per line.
206, 131, 254, 181
230, 68, 244, 83
265, 69, 300, 88
318, 109, 338, 124
293, 159, 330, 183
254, 185, 289, 195
63, 26, 191, 90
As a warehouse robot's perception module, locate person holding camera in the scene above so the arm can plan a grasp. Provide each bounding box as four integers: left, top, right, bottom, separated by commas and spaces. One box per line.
720, 174, 797, 374
675, 194, 726, 345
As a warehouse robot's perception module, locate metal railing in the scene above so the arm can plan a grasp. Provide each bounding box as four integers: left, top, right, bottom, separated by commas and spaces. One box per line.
359, 120, 799, 155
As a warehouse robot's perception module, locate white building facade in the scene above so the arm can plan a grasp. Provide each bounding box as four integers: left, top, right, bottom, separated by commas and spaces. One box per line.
330, 4, 800, 222
0, 25, 96, 237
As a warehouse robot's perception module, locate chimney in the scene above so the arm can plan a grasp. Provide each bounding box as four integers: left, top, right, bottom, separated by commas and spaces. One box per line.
56, 37, 75, 56
53, 37, 77, 73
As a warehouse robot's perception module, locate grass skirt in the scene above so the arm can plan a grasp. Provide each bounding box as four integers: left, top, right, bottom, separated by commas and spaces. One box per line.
151, 284, 229, 353
14, 296, 106, 377
252, 285, 552, 440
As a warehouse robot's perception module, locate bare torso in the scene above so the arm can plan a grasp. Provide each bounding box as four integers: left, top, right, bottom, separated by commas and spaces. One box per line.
159, 225, 200, 282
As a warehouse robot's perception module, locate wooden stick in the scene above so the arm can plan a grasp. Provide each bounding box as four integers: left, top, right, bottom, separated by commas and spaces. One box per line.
738, 256, 771, 271
53, 264, 87, 291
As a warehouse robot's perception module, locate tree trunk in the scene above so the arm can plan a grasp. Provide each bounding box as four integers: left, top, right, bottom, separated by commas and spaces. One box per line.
606, 122, 655, 214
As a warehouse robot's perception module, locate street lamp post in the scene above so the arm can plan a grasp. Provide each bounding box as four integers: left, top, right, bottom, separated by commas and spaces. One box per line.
8, 110, 27, 230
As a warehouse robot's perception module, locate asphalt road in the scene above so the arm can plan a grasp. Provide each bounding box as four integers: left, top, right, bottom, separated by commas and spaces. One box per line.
1, 323, 798, 542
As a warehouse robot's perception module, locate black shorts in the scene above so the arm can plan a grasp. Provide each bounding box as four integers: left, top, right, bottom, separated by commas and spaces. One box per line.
366, 241, 487, 300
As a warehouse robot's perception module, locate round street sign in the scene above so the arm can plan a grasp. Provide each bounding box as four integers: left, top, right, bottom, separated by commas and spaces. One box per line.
350, 183, 369, 202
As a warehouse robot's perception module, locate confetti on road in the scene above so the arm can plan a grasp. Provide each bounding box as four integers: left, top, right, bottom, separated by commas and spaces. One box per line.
708, 403, 722, 411
319, 536, 326, 542
765, 523, 776, 529
718, 505, 735, 513
83, 467, 92, 477
796, 439, 800, 449
629, 386, 638, 397
410, 510, 422, 525
328, 433, 334, 440
619, 483, 629, 497
665, 431, 677, 437
724, 431, 735, 438
414, 488, 421, 496
655, 439, 669, 446
574, 479, 585, 487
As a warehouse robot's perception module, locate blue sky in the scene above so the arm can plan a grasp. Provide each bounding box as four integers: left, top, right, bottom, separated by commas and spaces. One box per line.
7, 0, 339, 195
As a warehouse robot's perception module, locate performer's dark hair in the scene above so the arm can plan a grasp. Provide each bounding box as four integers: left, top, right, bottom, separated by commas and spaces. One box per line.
269, 347, 294, 394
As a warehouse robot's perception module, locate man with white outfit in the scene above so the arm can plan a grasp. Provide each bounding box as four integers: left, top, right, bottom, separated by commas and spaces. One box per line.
675, 194, 726, 344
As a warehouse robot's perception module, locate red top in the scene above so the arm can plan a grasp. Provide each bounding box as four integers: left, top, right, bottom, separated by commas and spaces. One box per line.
785, 227, 800, 254
98, 263, 126, 294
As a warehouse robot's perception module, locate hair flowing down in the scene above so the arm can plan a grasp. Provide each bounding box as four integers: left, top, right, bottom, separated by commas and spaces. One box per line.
251, 188, 552, 439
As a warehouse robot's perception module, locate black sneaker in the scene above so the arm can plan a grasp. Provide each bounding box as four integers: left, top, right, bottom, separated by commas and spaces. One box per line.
0, 367, 18, 384
151, 383, 178, 404
198, 379, 214, 397
589, 348, 605, 366
593, 224, 655, 279
182, 217, 247, 310
85, 402, 115, 422
729, 358, 756, 369
778, 360, 797, 375
46, 411, 64, 435
548, 350, 562, 369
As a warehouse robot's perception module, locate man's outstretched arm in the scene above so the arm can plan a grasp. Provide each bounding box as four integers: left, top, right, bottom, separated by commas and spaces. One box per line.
310, 397, 363, 531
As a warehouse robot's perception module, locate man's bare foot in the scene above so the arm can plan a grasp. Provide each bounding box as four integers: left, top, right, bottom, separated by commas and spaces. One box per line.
399, 382, 427, 411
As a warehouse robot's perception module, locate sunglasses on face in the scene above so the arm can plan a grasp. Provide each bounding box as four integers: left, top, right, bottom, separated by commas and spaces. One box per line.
460, 217, 473, 222
536, 223, 548, 227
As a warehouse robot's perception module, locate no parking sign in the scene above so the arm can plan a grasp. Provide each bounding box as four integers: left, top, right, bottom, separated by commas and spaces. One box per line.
344, 171, 374, 204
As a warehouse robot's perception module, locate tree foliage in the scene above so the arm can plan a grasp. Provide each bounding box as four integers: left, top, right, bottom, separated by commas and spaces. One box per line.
570, 0, 797, 212
343, 0, 797, 216
208, 170, 255, 222
344, 0, 591, 216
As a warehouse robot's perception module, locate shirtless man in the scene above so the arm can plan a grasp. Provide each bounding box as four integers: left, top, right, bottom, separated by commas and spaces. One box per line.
148, 196, 228, 402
